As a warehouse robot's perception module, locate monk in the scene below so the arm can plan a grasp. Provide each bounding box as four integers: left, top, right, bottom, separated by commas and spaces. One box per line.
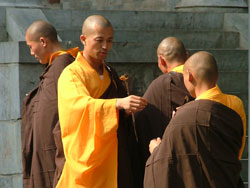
144, 51, 246, 188
135, 37, 193, 185
56, 15, 147, 188
21, 20, 78, 188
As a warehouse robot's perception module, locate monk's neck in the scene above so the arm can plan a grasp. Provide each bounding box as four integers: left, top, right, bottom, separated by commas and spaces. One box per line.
51, 43, 63, 54
83, 53, 104, 75
195, 83, 215, 98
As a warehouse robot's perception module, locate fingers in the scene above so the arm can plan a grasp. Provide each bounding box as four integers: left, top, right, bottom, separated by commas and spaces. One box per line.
149, 137, 161, 154
116, 95, 147, 113
126, 95, 147, 113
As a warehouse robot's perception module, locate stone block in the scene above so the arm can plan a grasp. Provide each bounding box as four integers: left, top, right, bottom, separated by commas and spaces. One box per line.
70, 10, 224, 30
19, 63, 43, 106
42, 9, 73, 30
6, 8, 48, 41
0, 27, 8, 42
241, 159, 248, 182
224, 13, 248, 49
57, 29, 81, 41
242, 137, 248, 159
0, 42, 20, 63
193, 12, 224, 30
12, 174, 23, 188
0, 8, 5, 26
0, 64, 20, 120
0, 120, 22, 174
19, 42, 37, 63
0, 0, 42, 7
0, 175, 12, 188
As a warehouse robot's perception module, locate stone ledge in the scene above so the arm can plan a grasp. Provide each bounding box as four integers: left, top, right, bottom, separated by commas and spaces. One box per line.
0, 120, 22, 174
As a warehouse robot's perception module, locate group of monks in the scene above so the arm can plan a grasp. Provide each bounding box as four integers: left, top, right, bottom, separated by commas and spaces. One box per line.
21, 14, 246, 188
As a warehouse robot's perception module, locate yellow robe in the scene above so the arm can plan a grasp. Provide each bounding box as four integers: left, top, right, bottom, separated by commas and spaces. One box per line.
56, 51, 119, 188
196, 85, 246, 159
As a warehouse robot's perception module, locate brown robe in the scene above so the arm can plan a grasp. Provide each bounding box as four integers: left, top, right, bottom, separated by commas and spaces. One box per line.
144, 99, 244, 188
21, 53, 75, 188
102, 64, 140, 188
135, 71, 193, 186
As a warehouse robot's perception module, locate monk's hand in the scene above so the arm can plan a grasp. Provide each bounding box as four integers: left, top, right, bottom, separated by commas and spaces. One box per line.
116, 95, 147, 113
149, 137, 161, 154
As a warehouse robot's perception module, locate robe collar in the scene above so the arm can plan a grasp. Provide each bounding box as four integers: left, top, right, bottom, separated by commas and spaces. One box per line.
171, 64, 184, 74
196, 85, 221, 101
49, 47, 79, 65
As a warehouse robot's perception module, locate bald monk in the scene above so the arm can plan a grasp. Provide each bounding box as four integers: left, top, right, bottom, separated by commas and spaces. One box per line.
21, 20, 78, 188
135, 37, 193, 185
144, 51, 246, 188
56, 15, 147, 188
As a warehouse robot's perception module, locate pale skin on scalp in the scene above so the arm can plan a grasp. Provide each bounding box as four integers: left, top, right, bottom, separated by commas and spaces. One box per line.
80, 15, 147, 114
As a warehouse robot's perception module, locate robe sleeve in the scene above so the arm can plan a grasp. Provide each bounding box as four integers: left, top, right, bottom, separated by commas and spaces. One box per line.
56, 67, 119, 188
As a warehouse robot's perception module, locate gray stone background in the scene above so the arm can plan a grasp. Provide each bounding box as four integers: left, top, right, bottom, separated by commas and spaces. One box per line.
0, 0, 248, 187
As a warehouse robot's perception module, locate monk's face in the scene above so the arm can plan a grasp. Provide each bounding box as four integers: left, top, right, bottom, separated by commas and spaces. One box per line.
81, 25, 113, 63
25, 34, 49, 64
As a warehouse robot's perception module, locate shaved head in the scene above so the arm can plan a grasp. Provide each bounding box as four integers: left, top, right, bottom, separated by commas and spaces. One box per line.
184, 51, 218, 85
26, 20, 58, 42
157, 37, 187, 63
82, 15, 113, 36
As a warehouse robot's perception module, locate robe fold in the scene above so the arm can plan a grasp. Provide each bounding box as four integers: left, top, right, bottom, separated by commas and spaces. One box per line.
56, 51, 138, 188
135, 65, 193, 186
22, 47, 78, 188
144, 87, 246, 188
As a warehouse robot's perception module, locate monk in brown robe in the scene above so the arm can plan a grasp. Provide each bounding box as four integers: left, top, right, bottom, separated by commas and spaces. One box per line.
144, 51, 246, 188
135, 37, 193, 186
21, 20, 78, 188
56, 15, 147, 188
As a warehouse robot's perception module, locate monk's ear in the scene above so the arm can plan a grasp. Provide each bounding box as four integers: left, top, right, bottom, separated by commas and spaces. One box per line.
80, 34, 86, 46
188, 70, 194, 82
40, 37, 47, 47
159, 55, 167, 67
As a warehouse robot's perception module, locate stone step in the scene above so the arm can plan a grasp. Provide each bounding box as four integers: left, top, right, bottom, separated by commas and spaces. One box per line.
1, 42, 247, 108
60, 41, 247, 65
57, 29, 240, 49
0, 26, 8, 42
44, 9, 225, 31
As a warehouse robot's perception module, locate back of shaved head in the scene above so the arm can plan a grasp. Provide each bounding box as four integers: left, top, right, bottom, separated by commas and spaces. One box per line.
185, 51, 218, 85
82, 15, 113, 36
157, 37, 187, 63
26, 20, 58, 42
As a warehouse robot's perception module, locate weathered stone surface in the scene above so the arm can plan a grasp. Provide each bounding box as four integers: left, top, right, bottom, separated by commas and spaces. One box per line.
241, 159, 248, 182
0, 175, 12, 188
0, 42, 20, 63
6, 8, 48, 41
19, 63, 43, 106
0, 0, 42, 7
61, 0, 179, 11
0, 64, 20, 120
43, 9, 73, 30
0, 8, 5, 26
57, 29, 240, 49
0, 27, 8, 42
0, 120, 22, 174
70, 11, 224, 30
224, 13, 248, 49
12, 174, 23, 188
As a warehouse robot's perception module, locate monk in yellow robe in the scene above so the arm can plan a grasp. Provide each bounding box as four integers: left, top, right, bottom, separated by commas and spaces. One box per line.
56, 15, 147, 188
145, 51, 246, 188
